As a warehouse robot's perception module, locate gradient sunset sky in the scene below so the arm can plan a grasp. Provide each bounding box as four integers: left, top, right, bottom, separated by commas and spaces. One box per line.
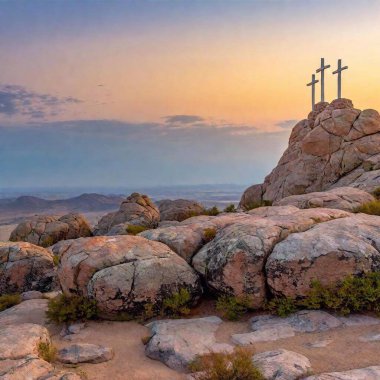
1, 0, 380, 188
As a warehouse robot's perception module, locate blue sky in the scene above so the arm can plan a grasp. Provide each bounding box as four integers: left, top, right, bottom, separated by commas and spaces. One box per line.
1, 0, 379, 189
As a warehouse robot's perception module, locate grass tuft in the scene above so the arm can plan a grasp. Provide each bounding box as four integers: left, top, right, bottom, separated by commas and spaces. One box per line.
216, 295, 252, 321
0, 293, 21, 312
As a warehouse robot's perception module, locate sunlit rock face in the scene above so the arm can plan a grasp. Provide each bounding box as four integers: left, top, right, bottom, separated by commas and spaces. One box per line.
239, 99, 380, 209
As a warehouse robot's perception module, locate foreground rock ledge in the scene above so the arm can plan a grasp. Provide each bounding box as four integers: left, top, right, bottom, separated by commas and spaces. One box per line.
53, 235, 202, 316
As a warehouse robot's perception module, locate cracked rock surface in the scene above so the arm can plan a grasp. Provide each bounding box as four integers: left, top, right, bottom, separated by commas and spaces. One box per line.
0, 242, 55, 294
240, 98, 380, 208
52, 235, 202, 316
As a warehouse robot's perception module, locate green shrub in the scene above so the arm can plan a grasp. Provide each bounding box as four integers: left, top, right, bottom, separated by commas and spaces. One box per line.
38, 341, 57, 363
126, 224, 149, 235
204, 206, 220, 216
163, 288, 192, 316
267, 272, 380, 317
53, 255, 60, 266
0, 293, 21, 312
265, 297, 297, 317
224, 204, 237, 213
355, 200, 380, 215
204, 228, 217, 242
373, 187, 380, 200
245, 200, 272, 211
216, 295, 252, 321
46, 294, 98, 324
189, 348, 264, 380
41, 236, 55, 248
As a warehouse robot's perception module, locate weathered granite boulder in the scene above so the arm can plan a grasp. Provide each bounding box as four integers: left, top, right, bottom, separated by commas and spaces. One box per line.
0, 299, 48, 326
52, 235, 202, 316
158, 199, 205, 222
192, 207, 349, 307
10, 213, 92, 247
240, 99, 380, 208
0, 242, 55, 294
140, 213, 252, 263
252, 349, 312, 380
57, 343, 114, 364
145, 316, 233, 371
304, 366, 380, 380
94, 193, 160, 235
266, 214, 380, 298
274, 187, 374, 212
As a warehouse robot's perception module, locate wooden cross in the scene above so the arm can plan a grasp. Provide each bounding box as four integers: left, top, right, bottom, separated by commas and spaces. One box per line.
307, 74, 319, 111
316, 58, 330, 102
332, 59, 348, 99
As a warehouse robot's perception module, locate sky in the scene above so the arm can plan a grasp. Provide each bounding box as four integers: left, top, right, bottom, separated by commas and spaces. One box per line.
1, 0, 380, 189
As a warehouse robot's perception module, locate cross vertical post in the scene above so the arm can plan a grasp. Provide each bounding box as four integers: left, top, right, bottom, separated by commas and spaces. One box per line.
307, 74, 319, 111
332, 59, 348, 99
316, 58, 330, 102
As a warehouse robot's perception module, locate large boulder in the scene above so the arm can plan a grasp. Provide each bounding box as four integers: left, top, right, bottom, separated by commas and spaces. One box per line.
158, 199, 205, 222
192, 207, 349, 307
145, 316, 233, 371
10, 213, 92, 247
0, 242, 55, 294
140, 213, 251, 263
266, 214, 380, 298
52, 235, 202, 316
274, 187, 375, 212
240, 99, 380, 208
94, 193, 160, 235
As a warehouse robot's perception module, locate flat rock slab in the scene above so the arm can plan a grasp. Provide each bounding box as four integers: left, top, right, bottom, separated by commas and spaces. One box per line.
305, 339, 333, 348
0, 357, 53, 380
57, 343, 114, 364
359, 333, 380, 342
145, 316, 234, 371
0, 323, 51, 360
233, 310, 341, 344
0, 299, 48, 326
253, 349, 312, 380
338, 314, 380, 327
305, 366, 380, 379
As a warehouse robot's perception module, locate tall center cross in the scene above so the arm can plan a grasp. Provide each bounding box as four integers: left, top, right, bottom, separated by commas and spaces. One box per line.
306, 74, 319, 111
316, 58, 330, 102
332, 59, 348, 99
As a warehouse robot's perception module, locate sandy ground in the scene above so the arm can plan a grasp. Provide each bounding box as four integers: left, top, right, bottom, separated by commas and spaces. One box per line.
47, 316, 380, 380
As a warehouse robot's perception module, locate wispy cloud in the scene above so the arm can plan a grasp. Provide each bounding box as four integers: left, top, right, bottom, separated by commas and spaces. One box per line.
0, 84, 82, 119
275, 119, 298, 129
164, 114, 204, 124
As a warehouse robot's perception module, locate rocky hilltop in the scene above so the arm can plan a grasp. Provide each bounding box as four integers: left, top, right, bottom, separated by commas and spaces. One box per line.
240, 99, 380, 208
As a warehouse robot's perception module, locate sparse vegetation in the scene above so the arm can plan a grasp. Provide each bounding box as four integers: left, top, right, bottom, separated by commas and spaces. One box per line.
267, 272, 380, 317
141, 302, 156, 321
204, 206, 221, 216
40, 236, 55, 248
245, 200, 272, 211
0, 293, 21, 312
163, 288, 192, 316
373, 187, 380, 200
265, 296, 297, 317
46, 294, 98, 324
355, 200, 380, 215
38, 341, 57, 363
141, 335, 152, 345
224, 204, 237, 213
203, 227, 217, 242
53, 255, 60, 266
126, 224, 149, 235
189, 348, 264, 380
216, 295, 252, 321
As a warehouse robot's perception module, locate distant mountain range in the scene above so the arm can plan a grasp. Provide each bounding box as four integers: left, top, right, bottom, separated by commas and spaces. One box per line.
0, 193, 124, 214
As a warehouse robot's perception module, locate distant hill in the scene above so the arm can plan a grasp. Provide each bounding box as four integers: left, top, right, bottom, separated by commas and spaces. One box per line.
0, 193, 124, 213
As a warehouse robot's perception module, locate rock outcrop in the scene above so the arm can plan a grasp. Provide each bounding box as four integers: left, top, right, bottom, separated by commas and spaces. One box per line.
252, 349, 312, 380
0, 242, 55, 294
266, 213, 380, 298
145, 316, 233, 371
10, 213, 92, 247
157, 199, 205, 222
52, 235, 202, 316
240, 99, 380, 208
192, 207, 349, 307
94, 193, 160, 235
305, 366, 380, 380
274, 186, 374, 212
57, 343, 114, 364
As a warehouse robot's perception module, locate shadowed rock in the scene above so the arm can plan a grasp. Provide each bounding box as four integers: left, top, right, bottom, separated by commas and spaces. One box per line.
158, 199, 205, 222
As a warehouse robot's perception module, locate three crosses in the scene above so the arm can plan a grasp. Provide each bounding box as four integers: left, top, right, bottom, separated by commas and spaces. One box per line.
307, 58, 348, 110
